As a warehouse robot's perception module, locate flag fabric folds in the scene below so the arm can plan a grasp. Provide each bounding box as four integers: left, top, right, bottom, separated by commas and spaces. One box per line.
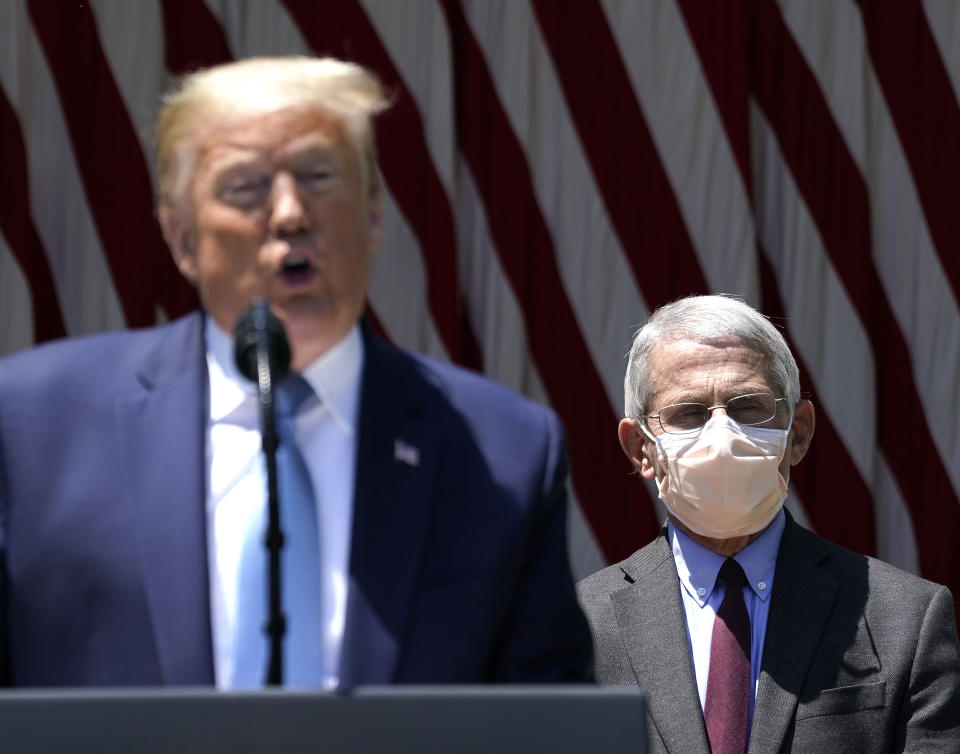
1, 1, 958, 621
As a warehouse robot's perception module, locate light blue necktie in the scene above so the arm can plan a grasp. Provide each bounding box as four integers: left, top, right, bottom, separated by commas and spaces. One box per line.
232, 375, 323, 687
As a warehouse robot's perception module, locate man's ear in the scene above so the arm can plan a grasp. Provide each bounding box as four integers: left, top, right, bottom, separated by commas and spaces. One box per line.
618, 418, 658, 480
159, 206, 198, 282
788, 399, 816, 466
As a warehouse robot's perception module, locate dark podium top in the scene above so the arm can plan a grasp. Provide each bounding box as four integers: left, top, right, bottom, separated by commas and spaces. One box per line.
0, 685, 648, 753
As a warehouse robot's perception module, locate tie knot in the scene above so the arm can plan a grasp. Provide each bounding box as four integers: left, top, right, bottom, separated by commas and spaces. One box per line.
275, 375, 316, 419
274, 376, 317, 444
718, 558, 747, 588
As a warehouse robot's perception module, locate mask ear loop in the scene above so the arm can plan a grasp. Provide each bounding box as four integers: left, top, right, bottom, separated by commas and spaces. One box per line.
638, 418, 671, 470
638, 419, 657, 443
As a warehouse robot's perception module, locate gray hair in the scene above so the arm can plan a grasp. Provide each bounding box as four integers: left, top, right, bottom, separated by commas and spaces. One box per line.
624, 295, 801, 419
155, 56, 390, 211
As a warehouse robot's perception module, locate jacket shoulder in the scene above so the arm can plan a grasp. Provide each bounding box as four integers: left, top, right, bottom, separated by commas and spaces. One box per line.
577, 535, 670, 607
366, 332, 561, 435
0, 312, 203, 398
786, 518, 947, 599
421, 349, 554, 416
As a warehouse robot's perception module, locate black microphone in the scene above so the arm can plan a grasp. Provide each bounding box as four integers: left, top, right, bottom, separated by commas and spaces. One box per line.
231, 298, 291, 686
233, 298, 291, 383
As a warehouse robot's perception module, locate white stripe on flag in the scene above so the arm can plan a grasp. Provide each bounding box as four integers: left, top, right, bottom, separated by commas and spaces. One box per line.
750, 102, 920, 573
464, 0, 648, 414
780, 0, 960, 500
603, 0, 760, 301
0, 233, 35, 352
0, 0, 127, 337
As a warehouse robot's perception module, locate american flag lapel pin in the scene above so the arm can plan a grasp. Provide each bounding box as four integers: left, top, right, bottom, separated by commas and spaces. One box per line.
394, 438, 421, 467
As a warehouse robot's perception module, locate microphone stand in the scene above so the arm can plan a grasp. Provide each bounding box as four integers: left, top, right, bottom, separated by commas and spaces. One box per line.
254, 335, 284, 685
236, 300, 291, 686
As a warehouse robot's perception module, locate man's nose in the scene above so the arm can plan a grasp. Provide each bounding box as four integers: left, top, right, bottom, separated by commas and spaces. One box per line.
269, 173, 307, 234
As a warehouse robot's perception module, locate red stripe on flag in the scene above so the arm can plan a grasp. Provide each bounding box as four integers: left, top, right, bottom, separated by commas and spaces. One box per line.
160, 0, 234, 73
677, 0, 876, 556
749, 0, 960, 593
0, 88, 67, 343
757, 256, 876, 555
440, 0, 658, 561
27, 0, 197, 326
857, 1, 960, 305
531, 0, 710, 310
279, 0, 482, 371
675, 0, 752, 198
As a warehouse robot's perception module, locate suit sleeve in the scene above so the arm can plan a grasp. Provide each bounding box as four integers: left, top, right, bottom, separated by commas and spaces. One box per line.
487, 412, 594, 682
0, 401, 10, 686
897, 584, 960, 752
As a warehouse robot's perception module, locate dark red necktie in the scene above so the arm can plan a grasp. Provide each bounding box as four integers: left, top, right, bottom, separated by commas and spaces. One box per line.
704, 558, 751, 754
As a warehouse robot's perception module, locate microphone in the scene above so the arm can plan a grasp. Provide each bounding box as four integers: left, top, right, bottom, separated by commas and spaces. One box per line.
231, 298, 291, 686
233, 298, 291, 384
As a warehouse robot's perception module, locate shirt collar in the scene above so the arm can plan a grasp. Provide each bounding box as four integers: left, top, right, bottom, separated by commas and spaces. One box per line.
205, 316, 364, 435
669, 509, 785, 607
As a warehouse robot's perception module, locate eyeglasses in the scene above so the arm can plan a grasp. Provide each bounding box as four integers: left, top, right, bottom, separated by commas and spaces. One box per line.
645, 392, 788, 435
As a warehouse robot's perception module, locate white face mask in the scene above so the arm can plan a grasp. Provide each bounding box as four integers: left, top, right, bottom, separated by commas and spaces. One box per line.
642, 414, 790, 539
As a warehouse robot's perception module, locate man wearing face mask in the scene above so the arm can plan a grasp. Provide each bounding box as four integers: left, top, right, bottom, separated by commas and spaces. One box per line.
577, 295, 960, 753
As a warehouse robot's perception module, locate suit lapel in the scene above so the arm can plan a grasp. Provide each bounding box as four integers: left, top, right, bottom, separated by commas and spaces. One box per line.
114, 313, 214, 684
612, 536, 711, 754
339, 327, 439, 686
748, 517, 838, 754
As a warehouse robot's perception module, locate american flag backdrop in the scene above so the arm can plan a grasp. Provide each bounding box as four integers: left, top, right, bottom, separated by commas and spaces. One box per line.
1, 1, 959, 623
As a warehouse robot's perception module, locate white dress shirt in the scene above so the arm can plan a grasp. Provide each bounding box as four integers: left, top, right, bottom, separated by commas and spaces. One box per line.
204, 318, 363, 689
669, 509, 785, 731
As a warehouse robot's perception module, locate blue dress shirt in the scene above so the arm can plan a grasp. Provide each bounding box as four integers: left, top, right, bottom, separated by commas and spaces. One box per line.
668, 509, 786, 732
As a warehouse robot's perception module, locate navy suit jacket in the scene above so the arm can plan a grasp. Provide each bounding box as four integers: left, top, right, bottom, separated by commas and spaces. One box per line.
0, 312, 592, 686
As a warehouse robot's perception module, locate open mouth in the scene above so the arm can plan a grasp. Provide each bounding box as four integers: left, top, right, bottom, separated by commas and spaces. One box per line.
279, 254, 316, 286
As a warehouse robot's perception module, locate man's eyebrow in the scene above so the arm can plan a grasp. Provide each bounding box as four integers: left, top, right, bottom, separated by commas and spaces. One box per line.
281, 134, 338, 159
207, 150, 266, 174
646, 391, 695, 410
656, 386, 772, 407
656, 392, 704, 407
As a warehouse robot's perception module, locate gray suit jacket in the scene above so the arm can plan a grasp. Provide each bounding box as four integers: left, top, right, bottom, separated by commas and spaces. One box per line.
577, 514, 960, 753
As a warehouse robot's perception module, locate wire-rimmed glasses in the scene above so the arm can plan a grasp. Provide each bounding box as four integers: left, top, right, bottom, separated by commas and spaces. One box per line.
645, 392, 788, 435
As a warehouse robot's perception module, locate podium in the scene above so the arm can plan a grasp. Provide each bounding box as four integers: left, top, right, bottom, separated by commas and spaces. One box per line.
0, 685, 648, 753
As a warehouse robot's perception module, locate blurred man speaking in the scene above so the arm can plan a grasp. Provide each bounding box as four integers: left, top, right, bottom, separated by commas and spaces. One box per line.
578, 295, 960, 753
0, 57, 591, 688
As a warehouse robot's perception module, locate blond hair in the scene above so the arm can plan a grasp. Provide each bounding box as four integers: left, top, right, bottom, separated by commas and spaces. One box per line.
155, 56, 390, 210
